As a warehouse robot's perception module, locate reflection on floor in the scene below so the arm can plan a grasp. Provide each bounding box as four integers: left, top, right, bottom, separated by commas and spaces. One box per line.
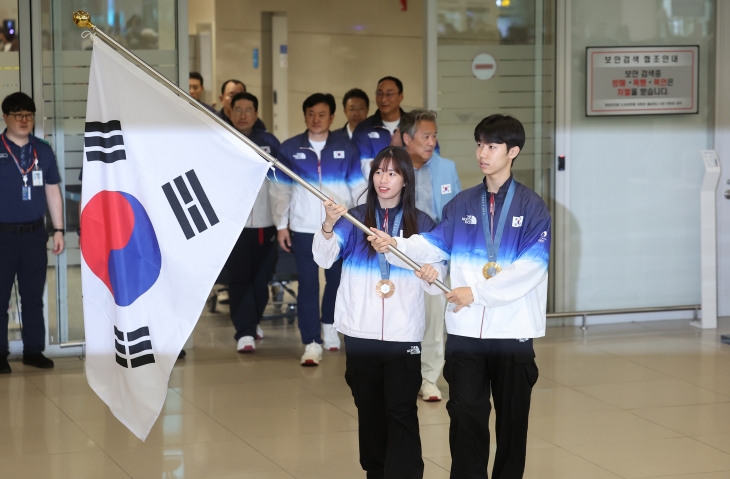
1, 311, 730, 478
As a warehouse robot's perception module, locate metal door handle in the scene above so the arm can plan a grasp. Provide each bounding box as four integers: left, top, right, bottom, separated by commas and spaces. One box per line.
724, 190, 730, 200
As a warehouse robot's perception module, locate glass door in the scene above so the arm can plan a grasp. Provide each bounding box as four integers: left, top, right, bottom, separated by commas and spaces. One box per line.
40, 0, 181, 347
435, 0, 556, 306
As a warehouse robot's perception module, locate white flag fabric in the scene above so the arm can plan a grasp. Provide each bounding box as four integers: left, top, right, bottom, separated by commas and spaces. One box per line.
80, 39, 270, 440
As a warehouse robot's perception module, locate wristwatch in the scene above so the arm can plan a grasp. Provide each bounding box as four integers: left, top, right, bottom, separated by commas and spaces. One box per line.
54, 228, 65, 235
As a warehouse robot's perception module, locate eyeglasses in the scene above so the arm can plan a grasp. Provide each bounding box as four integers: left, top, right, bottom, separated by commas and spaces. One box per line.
232, 108, 255, 116
375, 91, 399, 99
10, 113, 34, 121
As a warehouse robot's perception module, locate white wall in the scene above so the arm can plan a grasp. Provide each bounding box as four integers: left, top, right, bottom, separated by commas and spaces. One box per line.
192, 0, 424, 137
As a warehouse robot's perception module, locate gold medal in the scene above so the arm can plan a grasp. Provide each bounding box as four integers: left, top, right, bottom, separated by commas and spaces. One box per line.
482, 262, 502, 279
375, 279, 395, 298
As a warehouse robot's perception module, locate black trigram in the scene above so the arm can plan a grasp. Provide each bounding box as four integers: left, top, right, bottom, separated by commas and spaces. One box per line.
114, 326, 155, 368
84, 120, 127, 163
162, 169, 219, 240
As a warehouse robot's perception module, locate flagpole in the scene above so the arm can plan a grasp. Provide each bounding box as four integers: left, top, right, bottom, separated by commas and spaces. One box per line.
72, 11, 451, 294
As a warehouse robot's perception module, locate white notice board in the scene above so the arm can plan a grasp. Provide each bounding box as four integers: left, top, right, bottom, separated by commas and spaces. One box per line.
586, 45, 699, 116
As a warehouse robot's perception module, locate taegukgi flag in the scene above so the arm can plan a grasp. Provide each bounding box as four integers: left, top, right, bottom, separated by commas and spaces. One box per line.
80, 39, 270, 440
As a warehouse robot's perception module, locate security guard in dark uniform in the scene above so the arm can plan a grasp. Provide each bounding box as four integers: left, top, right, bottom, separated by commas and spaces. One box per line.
0, 92, 65, 374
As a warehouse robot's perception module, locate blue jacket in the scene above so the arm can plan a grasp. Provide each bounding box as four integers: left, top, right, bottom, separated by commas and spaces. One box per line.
352, 109, 405, 177
270, 130, 366, 234
387, 177, 551, 339
425, 153, 461, 222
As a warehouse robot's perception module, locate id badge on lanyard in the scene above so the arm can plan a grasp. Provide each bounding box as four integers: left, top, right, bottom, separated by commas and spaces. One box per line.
32, 168, 43, 186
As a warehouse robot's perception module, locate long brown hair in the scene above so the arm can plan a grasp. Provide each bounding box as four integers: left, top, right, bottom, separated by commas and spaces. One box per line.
364, 147, 418, 257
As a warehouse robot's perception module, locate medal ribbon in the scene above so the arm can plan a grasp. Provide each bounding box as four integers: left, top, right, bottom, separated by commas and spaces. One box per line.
375, 207, 403, 280
2, 134, 38, 184
481, 179, 516, 264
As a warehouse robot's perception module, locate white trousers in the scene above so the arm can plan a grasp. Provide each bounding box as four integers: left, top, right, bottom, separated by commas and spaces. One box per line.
421, 291, 446, 384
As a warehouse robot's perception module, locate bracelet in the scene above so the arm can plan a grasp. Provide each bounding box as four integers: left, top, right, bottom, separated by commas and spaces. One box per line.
54, 228, 65, 235
321, 222, 333, 234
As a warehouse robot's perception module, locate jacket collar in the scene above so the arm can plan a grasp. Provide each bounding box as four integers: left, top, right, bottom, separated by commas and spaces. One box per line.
297, 130, 335, 150
483, 174, 514, 202
371, 108, 406, 128
375, 198, 403, 221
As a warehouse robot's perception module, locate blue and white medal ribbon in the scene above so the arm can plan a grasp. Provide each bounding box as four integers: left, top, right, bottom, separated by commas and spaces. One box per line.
480, 180, 516, 279
375, 208, 403, 297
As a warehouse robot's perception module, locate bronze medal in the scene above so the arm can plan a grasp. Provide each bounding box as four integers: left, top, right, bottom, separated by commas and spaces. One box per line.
375, 279, 395, 298
482, 262, 502, 279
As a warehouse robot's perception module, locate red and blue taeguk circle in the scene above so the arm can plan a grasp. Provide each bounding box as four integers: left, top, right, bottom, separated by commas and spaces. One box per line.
80, 191, 162, 307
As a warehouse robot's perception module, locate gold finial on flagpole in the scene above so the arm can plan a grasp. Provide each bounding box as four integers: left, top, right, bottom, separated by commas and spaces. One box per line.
73, 11, 95, 29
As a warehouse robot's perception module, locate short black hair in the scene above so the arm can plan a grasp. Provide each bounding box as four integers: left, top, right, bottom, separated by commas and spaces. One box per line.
474, 114, 525, 160
302, 93, 336, 115
343, 88, 369, 109
2, 92, 36, 114
231, 92, 259, 112
189, 71, 204, 86
377, 76, 403, 94
220, 79, 246, 95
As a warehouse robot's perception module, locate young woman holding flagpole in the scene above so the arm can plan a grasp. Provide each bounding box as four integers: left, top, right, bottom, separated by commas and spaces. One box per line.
312, 146, 445, 479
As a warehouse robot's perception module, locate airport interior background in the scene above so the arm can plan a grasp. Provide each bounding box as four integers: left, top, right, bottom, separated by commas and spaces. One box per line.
1, 0, 730, 478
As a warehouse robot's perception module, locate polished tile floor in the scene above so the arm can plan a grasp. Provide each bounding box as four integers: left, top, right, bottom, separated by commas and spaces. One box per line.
2, 310, 730, 478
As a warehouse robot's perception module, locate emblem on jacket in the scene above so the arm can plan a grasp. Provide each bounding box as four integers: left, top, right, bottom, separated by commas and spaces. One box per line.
512, 216, 524, 227
441, 184, 452, 194
462, 215, 477, 225
368, 132, 380, 139
406, 345, 421, 355
293, 152, 306, 160
334, 150, 345, 158
538, 231, 548, 243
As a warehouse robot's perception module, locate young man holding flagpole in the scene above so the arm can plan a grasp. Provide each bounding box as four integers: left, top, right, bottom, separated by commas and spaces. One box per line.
369, 114, 550, 479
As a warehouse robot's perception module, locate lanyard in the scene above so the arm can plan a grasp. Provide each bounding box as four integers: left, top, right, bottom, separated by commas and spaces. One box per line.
375, 208, 403, 280
481, 180, 516, 264
2, 134, 37, 184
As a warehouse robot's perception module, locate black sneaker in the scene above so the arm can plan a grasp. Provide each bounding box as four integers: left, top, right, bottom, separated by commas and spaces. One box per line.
0, 357, 10, 374
177, 350, 186, 360
22, 353, 54, 369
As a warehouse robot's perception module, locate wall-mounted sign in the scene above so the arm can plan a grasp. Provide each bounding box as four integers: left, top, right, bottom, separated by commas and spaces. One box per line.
471, 53, 497, 81
586, 45, 699, 116
279, 44, 288, 69
253, 48, 259, 69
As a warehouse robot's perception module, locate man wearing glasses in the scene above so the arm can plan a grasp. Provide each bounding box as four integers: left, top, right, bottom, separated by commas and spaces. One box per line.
225, 92, 280, 353
218, 79, 267, 132
0, 92, 65, 374
352, 76, 405, 177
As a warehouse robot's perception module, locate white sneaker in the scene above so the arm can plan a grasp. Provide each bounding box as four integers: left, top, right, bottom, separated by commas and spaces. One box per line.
301, 341, 323, 366
256, 324, 264, 339
419, 379, 442, 401
237, 336, 256, 353
322, 324, 341, 351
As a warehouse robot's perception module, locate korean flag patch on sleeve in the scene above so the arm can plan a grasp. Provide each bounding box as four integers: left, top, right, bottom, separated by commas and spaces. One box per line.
334, 150, 345, 159
512, 216, 524, 227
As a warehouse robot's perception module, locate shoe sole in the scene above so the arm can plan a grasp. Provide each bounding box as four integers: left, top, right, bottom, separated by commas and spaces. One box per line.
301, 359, 320, 366
22, 363, 54, 369
256, 335, 263, 340
325, 347, 339, 351
422, 396, 442, 402
238, 346, 255, 353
